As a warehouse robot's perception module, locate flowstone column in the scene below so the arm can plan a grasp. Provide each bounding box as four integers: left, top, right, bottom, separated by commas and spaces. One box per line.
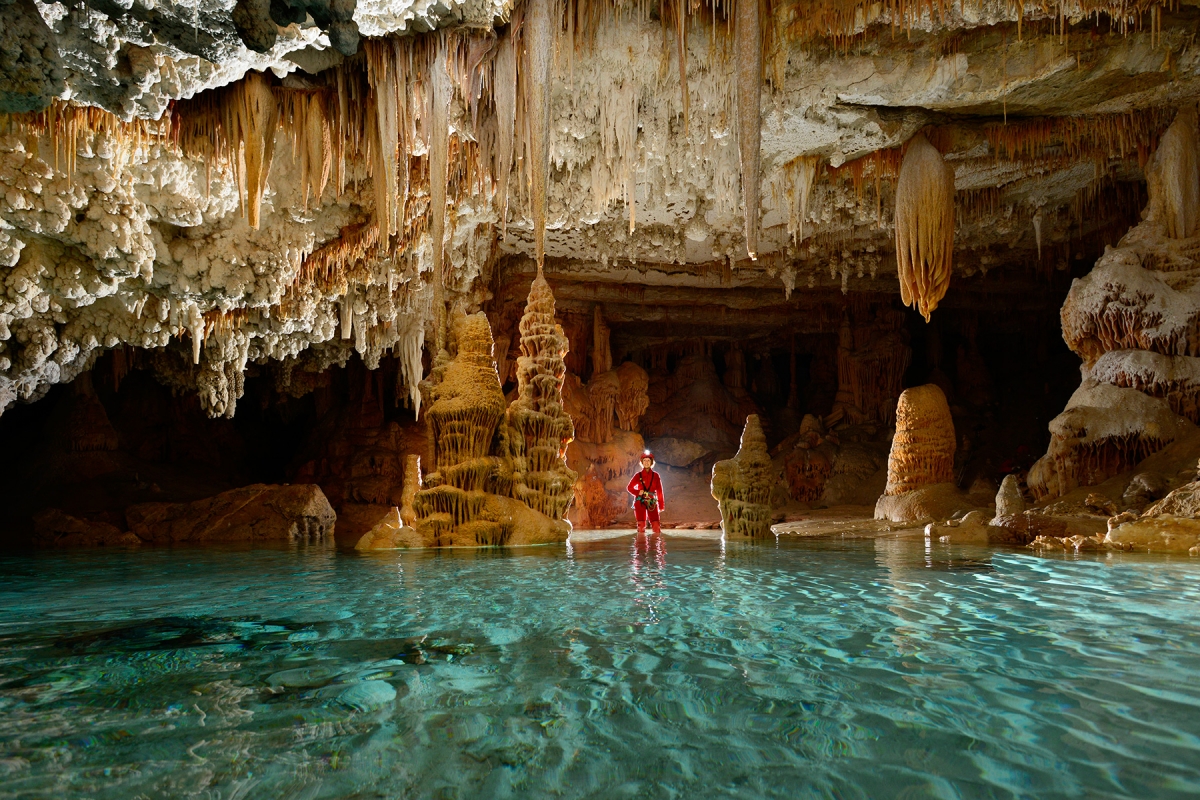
506, 271, 578, 522
711, 415, 775, 538
413, 313, 508, 546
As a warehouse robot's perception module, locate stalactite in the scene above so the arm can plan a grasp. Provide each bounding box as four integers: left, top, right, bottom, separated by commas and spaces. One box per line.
591, 306, 612, 375
894, 133, 955, 322
494, 20, 519, 237
615, 360, 649, 431
1032, 206, 1043, 258
984, 107, 1176, 170
525, 0, 555, 269
366, 37, 407, 245
226, 72, 278, 227
276, 88, 333, 211
394, 314, 426, 418
430, 38, 452, 351
735, 0, 763, 259
674, 0, 689, 136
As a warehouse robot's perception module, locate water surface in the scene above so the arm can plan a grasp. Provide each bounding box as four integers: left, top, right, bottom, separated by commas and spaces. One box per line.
1, 533, 1198, 799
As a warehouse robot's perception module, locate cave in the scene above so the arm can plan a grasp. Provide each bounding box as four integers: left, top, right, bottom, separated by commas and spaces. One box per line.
1, 0, 1200, 795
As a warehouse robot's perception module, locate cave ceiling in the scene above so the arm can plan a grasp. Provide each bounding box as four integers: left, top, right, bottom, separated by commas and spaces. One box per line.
0, 0, 1197, 413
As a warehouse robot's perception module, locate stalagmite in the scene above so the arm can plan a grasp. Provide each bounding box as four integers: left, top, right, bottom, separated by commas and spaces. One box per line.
735, 0, 762, 259
525, 0, 555, 269
894, 133, 956, 321
400, 454, 421, 527
883, 384, 956, 495
712, 415, 775, 538
875, 384, 968, 523
507, 272, 578, 519
1156, 108, 1199, 240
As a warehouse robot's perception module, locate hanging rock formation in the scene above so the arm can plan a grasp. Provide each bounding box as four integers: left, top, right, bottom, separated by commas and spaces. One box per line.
895, 134, 956, 322
875, 384, 967, 523
712, 415, 775, 538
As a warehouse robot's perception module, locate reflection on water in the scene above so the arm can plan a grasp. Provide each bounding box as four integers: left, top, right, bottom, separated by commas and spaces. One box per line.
0, 535, 1199, 798
630, 532, 667, 625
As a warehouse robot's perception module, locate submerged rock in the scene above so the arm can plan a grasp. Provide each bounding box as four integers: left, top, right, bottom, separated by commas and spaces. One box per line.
335, 680, 397, 712
127, 484, 335, 543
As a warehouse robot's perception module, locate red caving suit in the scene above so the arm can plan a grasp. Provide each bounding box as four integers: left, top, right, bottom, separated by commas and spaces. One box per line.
627, 468, 666, 534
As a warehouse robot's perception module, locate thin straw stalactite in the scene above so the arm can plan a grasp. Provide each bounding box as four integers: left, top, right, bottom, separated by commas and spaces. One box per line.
525, 0, 556, 272
735, 0, 763, 259
430, 36, 452, 351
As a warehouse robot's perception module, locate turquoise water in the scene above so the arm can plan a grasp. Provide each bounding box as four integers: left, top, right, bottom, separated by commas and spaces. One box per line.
1, 533, 1199, 799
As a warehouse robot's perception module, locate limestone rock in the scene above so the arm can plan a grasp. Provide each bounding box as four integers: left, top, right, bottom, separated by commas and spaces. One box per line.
712, 415, 775, 538
875, 385, 965, 523
884, 384, 956, 495
32, 509, 141, 547
875, 482, 971, 526
355, 506, 424, 550
924, 510, 992, 545
127, 484, 335, 543
1106, 516, 1200, 554
646, 437, 710, 468
993, 474, 1025, 519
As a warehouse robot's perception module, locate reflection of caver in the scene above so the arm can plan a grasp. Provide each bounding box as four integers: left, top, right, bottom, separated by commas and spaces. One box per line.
626, 451, 666, 534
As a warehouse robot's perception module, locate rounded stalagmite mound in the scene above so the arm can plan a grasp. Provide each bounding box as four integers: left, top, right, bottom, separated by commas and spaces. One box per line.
876, 384, 971, 524
885, 384, 956, 496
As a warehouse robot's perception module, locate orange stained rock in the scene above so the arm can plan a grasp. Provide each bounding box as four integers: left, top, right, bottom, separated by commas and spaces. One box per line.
884, 384, 956, 496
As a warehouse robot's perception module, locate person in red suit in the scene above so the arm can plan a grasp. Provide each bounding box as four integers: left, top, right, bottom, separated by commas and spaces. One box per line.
627, 451, 666, 534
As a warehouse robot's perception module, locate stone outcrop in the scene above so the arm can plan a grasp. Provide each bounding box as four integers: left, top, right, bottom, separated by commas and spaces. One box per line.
127, 484, 335, 543
1031, 107, 1200, 502
712, 415, 774, 538
32, 509, 142, 547
1105, 477, 1200, 554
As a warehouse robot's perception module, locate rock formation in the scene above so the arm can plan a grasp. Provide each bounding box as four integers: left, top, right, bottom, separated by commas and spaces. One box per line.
1030, 107, 1200, 501
712, 415, 774, 538
875, 384, 966, 523
411, 275, 576, 547
127, 484, 335, 543
2, 0, 1200, 549
506, 271, 578, 521
895, 134, 956, 321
